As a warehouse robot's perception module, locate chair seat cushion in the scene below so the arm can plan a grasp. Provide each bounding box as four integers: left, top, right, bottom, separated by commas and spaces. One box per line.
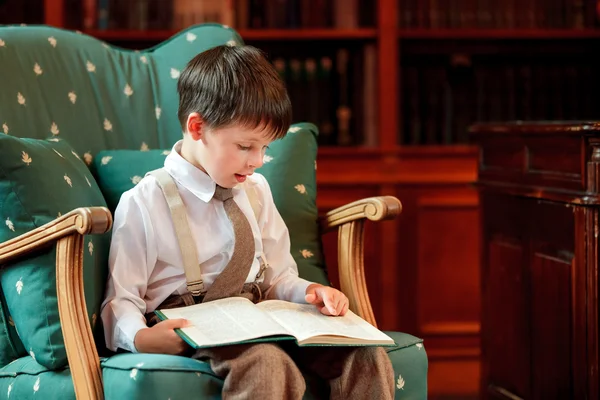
0, 356, 75, 400
101, 331, 426, 399
0, 331, 427, 399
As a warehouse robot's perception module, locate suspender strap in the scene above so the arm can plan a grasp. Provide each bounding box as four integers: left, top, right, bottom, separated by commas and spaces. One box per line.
147, 168, 205, 296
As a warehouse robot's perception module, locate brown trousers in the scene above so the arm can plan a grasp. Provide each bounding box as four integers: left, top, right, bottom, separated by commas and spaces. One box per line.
193, 343, 395, 400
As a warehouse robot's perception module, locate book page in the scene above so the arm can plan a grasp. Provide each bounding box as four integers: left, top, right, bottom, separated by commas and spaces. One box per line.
159, 297, 291, 347
257, 300, 393, 344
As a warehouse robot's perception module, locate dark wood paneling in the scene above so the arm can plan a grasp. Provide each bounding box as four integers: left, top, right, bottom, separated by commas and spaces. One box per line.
316, 148, 480, 399
486, 238, 529, 398
530, 253, 572, 400
417, 195, 480, 337
474, 122, 599, 400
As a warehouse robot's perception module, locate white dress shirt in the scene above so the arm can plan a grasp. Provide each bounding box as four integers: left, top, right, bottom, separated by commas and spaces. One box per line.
100, 140, 312, 353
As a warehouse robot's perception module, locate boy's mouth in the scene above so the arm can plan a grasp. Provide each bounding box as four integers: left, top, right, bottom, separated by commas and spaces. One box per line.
235, 174, 247, 183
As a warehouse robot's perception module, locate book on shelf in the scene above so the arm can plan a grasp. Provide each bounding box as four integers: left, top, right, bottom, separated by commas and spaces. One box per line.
155, 296, 396, 349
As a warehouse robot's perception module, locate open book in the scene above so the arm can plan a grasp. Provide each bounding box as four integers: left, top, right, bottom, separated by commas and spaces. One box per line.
155, 297, 396, 349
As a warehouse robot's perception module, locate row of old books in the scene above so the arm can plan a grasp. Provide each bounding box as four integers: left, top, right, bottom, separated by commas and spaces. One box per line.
399, 0, 600, 29
401, 59, 599, 145
276, 45, 377, 147
74, 0, 375, 31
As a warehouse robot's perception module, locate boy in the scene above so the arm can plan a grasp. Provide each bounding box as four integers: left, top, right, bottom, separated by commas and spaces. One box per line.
101, 44, 394, 399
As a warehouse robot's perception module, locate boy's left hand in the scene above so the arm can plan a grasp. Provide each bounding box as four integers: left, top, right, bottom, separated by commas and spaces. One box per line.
305, 284, 349, 316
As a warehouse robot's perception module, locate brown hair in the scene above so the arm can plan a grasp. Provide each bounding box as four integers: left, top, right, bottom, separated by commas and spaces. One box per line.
177, 45, 291, 140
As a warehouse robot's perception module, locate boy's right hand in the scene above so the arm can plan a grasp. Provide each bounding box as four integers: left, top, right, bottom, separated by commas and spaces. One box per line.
134, 319, 191, 355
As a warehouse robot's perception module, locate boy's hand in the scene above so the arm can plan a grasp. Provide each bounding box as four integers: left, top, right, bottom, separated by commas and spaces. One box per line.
305, 284, 349, 316
134, 319, 191, 355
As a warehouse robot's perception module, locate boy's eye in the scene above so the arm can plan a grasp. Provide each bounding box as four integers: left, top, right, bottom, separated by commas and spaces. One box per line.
238, 144, 251, 151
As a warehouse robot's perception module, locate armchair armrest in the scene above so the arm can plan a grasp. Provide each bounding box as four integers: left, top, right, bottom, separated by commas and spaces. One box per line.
0, 207, 112, 400
320, 196, 402, 328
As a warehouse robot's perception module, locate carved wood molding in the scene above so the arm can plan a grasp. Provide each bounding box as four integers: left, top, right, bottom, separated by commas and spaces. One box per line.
321, 196, 402, 232
321, 196, 402, 327
0, 207, 112, 263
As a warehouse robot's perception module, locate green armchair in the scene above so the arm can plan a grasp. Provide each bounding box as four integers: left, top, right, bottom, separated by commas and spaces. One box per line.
0, 24, 427, 399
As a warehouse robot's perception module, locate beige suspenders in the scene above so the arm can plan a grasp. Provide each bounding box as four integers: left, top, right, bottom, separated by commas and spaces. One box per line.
147, 168, 206, 296
146, 168, 269, 300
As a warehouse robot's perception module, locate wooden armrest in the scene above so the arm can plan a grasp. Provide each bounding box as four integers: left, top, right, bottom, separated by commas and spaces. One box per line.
0, 207, 112, 400
0, 207, 112, 263
320, 196, 402, 328
320, 196, 402, 233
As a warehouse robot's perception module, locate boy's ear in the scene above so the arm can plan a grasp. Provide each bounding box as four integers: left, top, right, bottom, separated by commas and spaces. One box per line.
186, 113, 204, 141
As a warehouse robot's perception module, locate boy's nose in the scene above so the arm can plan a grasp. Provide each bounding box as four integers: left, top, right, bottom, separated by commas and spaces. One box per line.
250, 152, 264, 169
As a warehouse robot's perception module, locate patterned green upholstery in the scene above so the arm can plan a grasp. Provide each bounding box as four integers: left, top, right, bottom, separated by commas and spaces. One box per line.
0, 24, 427, 399
0, 135, 110, 369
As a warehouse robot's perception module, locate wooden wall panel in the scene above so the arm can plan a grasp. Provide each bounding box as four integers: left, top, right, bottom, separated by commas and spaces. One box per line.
530, 254, 573, 400
416, 195, 480, 337
486, 239, 529, 398
315, 148, 480, 399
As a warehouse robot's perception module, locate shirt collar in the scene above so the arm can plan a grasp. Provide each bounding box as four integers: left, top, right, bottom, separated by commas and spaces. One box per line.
163, 140, 216, 203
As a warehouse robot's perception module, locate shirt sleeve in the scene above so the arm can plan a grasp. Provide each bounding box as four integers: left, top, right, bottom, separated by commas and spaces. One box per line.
100, 186, 158, 353
255, 175, 313, 303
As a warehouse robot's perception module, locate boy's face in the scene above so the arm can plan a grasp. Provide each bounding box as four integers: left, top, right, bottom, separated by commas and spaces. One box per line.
183, 114, 272, 188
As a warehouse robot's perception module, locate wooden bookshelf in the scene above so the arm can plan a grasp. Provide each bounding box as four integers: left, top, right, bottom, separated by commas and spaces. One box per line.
85, 28, 378, 42
399, 28, 600, 39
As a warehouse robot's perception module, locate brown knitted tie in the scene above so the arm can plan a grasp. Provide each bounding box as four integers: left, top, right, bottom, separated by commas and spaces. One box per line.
202, 185, 255, 302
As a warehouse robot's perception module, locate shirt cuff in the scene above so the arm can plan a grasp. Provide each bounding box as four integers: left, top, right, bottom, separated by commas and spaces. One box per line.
115, 314, 149, 353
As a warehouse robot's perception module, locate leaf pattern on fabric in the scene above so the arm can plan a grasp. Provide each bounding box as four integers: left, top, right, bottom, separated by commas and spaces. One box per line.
5, 218, 15, 231
17, 92, 25, 105
396, 374, 405, 390
68, 91, 77, 104
294, 184, 306, 194
48, 36, 57, 47
33, 63, 43, 75
130, 368, 138, 380
64, 174, 73, 187
124, 84, 133, 97
2, 123, 8, 134
22, 151, 32, 165
300, 249, 314, 258
50, 122, 59, 136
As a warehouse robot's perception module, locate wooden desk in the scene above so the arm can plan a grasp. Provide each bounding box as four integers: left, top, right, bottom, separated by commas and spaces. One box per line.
470, 122, 599, 400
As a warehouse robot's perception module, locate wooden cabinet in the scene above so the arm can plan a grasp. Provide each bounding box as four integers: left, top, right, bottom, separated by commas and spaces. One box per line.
471, 122, 599, 400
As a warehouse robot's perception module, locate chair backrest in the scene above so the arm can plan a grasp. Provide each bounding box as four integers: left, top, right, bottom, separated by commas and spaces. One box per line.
0, 23, 242, 154
0, 24, 327, 368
